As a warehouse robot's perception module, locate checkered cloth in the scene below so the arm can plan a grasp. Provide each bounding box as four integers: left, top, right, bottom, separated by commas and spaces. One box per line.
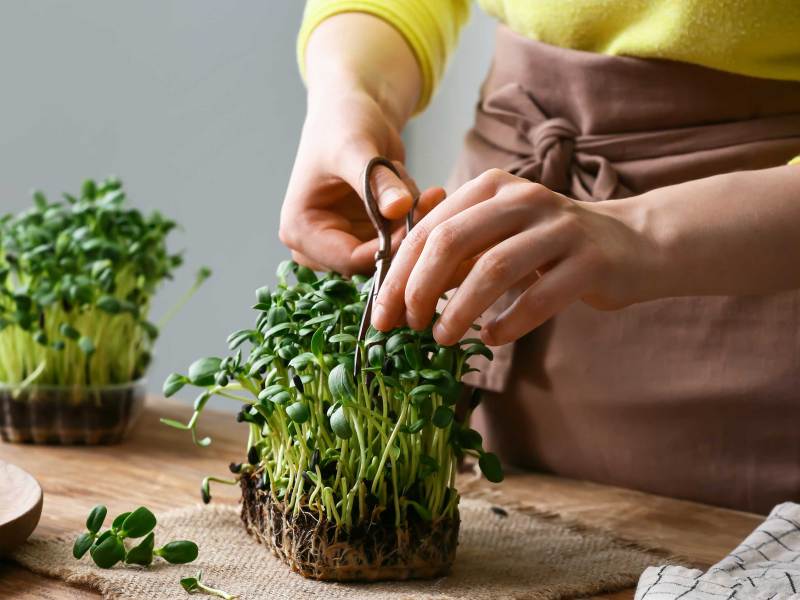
636, 503, 800, 600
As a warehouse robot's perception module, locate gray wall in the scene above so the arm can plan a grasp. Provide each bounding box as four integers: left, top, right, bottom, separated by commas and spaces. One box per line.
0, 1, 494, 405
405, 8, 495, 189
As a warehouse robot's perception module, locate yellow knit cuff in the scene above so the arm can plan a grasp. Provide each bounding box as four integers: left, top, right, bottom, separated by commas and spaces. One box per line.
789, 156, 800, 166
297, 0, 467, 113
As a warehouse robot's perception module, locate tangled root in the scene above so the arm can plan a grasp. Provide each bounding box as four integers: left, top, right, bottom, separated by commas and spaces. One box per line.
239, 474, 459, 581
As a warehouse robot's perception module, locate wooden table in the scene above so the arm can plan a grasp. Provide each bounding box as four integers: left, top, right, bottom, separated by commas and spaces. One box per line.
0, 399, 763, 599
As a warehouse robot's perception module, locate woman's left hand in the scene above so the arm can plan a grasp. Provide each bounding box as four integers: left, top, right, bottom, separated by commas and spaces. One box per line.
371, 168, 659, 346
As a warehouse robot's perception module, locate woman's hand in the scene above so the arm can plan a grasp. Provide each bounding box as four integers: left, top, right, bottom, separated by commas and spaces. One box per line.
371, 169, 659, 346
280, 13, 444, 276
280, 88, 443, 275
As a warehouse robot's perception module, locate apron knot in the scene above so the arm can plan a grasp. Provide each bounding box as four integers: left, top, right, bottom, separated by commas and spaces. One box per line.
474, 82, 624, 201
527, 117, 578, 193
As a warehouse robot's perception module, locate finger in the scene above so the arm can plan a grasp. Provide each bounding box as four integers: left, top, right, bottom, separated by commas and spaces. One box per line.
279, 204, 368, 274
337, 141, 414, 221
354, 224, 411, 264
433, 229, 568, 345
417, 186, 447, 216
369, 164, 414, 220
444, 256, 476, 292
293, 210, 387, 276
291, 250, 325, 272
392, 161, 441, 228
282, 182, 406, 275
512, 268, 543, 294
392, 160, 421, 202
372, 174, 505, 331
403, 195, 531, 330
482, 257, 589, 346
307, 227, 379, 275
379, 187, 445, 240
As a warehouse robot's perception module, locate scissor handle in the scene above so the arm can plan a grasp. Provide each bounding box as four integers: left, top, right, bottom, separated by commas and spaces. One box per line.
362, 156, 399, 262
355, 157, 419, 377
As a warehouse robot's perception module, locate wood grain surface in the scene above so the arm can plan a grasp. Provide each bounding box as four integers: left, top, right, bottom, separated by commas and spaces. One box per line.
0, 398, 763, 599
0, 460, 43, 555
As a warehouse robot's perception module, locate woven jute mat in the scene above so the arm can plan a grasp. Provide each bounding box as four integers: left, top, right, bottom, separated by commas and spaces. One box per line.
13, 497, 669, 599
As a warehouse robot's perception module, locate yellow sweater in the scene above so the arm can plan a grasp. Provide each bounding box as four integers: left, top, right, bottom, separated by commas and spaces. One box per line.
298, 0, 800, 114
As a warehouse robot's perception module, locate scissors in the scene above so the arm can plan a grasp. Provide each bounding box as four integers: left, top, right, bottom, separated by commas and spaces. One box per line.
353, 156, 418, 377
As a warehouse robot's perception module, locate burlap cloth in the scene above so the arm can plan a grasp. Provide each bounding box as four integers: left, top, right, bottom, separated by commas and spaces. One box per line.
13, 497, 672, 599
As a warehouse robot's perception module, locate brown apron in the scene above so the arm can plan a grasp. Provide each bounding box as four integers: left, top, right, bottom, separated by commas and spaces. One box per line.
452, 25, 800, 514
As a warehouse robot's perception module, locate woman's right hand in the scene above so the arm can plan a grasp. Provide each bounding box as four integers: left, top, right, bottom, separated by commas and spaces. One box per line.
279, 13, 444, 276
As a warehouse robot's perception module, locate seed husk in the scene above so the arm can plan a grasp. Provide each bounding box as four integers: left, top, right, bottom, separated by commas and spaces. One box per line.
247, 446, 259, 465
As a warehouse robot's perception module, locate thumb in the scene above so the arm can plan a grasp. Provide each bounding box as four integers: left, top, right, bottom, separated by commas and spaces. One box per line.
339, 141, 414, 220
368, 163, 414, 220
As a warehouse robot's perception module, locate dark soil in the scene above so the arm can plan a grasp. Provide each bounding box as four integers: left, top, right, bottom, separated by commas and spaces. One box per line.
240, 472, 460, 581
0, 385, 144, 445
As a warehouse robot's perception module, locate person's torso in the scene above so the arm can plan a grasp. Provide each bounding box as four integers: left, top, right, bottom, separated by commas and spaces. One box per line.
478, 0, 800, 82
455, 24, 800, 514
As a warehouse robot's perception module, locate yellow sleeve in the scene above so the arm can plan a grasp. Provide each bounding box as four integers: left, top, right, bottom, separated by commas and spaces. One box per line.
297, 0, 470, 113
790, 156, 800, 166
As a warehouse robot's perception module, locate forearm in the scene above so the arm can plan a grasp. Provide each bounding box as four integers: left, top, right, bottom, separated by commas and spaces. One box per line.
304, 13, 421, 129
622, 165, 800, 300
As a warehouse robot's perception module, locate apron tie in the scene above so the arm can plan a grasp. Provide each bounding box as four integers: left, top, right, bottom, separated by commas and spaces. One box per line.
523, 117, 577, 193
474, 82, 625, 200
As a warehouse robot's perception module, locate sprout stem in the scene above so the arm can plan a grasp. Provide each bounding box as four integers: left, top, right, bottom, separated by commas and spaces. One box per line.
162, 264, 500, 532
157, 268, 211, 329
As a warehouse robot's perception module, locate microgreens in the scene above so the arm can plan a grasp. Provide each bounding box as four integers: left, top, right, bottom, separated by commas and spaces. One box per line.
72, 504, 198, 569
180, 571, 238, 600
164, 260, 502, 531
0, 177, 209, 386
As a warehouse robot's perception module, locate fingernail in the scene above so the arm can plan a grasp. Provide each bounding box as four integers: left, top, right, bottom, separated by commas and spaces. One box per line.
481, 324, 496, 346
372, 303, 387, 328
433, 321, 449, 343
405, 309, 421, 330
382, 187, 406, 207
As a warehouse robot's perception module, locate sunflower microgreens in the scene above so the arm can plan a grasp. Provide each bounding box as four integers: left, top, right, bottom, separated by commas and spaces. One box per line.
73, 505, 198, 569
0, 177, 209, 386
180, 571, 238, 600
163, 260, 502, 531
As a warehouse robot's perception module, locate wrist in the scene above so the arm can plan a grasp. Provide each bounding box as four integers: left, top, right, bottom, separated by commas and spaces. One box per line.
612, 168, 800, 300
306, 66, 409, 129
304, 13, 420, 129
597, 195, 674, 304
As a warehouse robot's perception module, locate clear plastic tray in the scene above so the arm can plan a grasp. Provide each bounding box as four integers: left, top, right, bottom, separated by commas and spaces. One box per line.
0, 380, 145, 445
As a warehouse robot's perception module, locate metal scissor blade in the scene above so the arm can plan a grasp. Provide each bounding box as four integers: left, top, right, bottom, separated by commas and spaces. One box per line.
354, 258, 388, 377
353, 156, 419, 379
354, 279, 376, 376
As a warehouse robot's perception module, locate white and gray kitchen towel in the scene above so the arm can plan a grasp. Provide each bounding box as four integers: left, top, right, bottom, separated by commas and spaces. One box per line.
636, 502, 800, 600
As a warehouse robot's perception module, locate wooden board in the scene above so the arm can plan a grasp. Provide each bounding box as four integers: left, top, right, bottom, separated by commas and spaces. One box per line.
0, 398, 763, 599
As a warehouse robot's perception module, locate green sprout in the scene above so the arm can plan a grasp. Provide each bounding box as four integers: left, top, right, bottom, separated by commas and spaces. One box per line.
180, 571, 238, 599
0, 177, 209, 387
73, 504, 198, 569
163, 260, 502, 531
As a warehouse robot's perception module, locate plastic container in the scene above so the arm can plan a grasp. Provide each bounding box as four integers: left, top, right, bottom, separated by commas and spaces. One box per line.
0, 380, 145, 445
